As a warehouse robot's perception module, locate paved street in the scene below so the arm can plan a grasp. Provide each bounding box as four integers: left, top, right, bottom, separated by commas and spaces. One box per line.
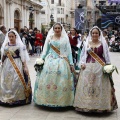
0, 52, 120, 120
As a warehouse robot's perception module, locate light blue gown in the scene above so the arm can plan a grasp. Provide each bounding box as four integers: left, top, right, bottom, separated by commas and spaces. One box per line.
34, 40, 74, 107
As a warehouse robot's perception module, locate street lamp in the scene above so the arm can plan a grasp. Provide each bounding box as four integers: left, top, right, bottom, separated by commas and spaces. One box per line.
29, 6, 34, 29
50, 14, 54, 27
68, 24, 71, 30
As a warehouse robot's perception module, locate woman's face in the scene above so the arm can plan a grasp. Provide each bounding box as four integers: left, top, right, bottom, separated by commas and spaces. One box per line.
8, 32, 16, 44
91, 28, 100, 41
70, 29, 76, 35
53, 24, 62, 35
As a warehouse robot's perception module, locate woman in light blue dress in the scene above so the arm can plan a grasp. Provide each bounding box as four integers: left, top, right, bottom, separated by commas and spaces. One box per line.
34, 23, 74, 107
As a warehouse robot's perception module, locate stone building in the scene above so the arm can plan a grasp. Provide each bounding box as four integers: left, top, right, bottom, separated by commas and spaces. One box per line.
40, 0, 75, 31
0, 0, 43, 32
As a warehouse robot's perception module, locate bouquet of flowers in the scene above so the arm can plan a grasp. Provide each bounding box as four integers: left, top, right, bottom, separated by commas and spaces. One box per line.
103, 65, 119, 87
34, 58, 44, 72
103, 65, 118, 74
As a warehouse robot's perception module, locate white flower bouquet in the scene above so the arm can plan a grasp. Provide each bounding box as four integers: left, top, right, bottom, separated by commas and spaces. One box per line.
103, 65, 118, 74
34, 58, 44, 72
103, 65, 119, 87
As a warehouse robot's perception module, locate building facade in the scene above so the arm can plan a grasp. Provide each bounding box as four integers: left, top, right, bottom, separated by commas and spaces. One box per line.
0, 0, 43, 32
40, 0, 75, 31
71, 0, 112, 30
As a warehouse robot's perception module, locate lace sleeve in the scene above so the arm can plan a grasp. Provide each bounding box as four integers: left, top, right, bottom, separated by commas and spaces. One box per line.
79, 45, 86, 66
67, 41, 73, 65
41, 38, 50, 60
103, 43, 111, 64
20, 45, 30, 62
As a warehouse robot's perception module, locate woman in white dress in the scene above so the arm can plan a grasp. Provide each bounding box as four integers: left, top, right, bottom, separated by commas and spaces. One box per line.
74, 26, 118, 112
0, 30, 32, 105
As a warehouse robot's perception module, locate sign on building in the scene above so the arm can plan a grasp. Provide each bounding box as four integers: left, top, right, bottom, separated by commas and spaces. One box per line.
101, 13, 120, 29
75, 9, 85, 30
108, 0, 120, 3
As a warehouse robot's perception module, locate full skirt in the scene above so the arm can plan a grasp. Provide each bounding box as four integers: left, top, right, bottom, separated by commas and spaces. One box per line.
74, 62, 118, 112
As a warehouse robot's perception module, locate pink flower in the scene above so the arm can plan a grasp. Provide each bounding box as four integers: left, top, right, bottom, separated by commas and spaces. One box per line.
53, 85, 57, 90
47, 84, 50, 89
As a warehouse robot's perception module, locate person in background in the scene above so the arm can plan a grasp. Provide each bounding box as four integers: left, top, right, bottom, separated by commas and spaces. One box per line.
28, 29, 35, 55
68, 28, 84, 70
35, 43, 41, 56
103, 30, 109, 45
19, 28, 24, 40
22, 32, 28, 46
0, 25, 7, 59
35, 30, 43, 53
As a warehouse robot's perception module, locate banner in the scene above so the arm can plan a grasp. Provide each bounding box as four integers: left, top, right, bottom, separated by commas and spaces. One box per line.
101, 13, 120, 29
75, 9, 85, 30
108, 0, 120, 3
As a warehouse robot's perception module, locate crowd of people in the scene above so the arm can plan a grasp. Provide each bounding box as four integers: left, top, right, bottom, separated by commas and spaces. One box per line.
0, 23, 118, 113
102, 29, 120, 52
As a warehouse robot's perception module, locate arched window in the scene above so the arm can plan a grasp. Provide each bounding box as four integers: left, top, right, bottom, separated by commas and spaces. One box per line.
14, 10, 20, 20
14, 10, 21, 32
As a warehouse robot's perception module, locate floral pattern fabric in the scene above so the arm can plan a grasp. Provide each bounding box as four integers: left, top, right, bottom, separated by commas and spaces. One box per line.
74, 45, 118, 112
0, 44, 32, 105
34, 40, 74, 107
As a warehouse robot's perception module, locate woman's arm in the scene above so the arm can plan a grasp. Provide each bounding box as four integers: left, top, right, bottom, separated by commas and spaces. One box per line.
23, 61, 29, 75
67, 39, 74, 65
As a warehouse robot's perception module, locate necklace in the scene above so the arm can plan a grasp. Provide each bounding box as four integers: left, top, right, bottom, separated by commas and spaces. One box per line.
54, 35, 61, 40
92, 40, 100, 45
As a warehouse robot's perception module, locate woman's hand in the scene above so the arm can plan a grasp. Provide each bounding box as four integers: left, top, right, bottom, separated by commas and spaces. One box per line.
23, 65, 29, 75
70, 65, 75, 73
81, 64, 86, 70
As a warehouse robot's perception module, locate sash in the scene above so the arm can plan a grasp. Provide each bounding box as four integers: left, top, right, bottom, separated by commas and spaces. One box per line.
50, 44, 76, 75
5, 50, 31, 103
88, 49, 105, 66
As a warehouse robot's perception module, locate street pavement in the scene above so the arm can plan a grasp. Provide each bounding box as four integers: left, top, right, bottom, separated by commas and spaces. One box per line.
0, 52, 120, 120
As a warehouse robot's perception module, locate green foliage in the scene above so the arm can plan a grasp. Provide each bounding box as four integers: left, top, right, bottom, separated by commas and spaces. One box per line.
41, 24, 45, 33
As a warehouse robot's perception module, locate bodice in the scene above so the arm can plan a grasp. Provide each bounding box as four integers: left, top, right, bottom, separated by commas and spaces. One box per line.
4, 43, 20, 58
86, 44, 105, 63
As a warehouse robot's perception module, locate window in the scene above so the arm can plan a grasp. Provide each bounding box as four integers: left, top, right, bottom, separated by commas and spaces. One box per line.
41, 10, 45, 14
59, 0, 61, 5
57, 18, 64, 23
51, 8, 54, 14
51, 0, 54, 4
57, 8, 60, 14
57, 18, 60, 22
61, 18, 64, 23
61, 8, 64, 14
14, 10, 20, 19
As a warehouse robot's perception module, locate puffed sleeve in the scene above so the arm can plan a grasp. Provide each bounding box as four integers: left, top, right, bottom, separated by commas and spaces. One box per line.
103, 42, 111, 64
20, 45, 30, 62
41, 40, 50, 60
67, 39, 74, 65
